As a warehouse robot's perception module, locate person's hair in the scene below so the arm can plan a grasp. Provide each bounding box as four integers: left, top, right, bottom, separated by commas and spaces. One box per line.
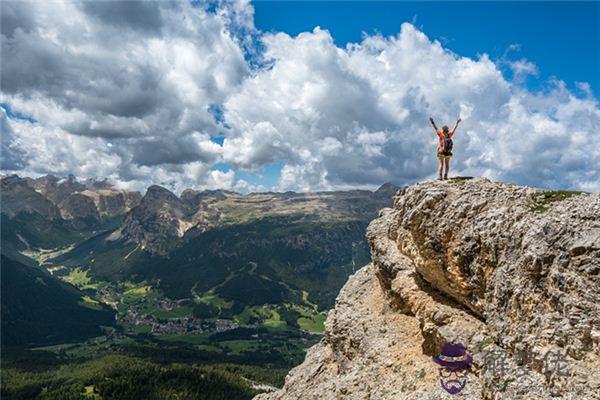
442, 125, 449, 133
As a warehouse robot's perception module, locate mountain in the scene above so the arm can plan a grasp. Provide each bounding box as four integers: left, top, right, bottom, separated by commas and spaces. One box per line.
256, 178, 599, 400
1, 174, 63, 220
24, 173, 142, 224
0, 255, 116, 347
105, 184, 399, 256
26, 173, 86, 205
106, 184, 194, 255
0, 173, 401, 398
50, 183, 399, 310
0, 174, 141, 259
1, 175, 83, 255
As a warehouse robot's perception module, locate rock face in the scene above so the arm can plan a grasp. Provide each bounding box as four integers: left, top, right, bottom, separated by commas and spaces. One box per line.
256, 178, 600, 400
109, 183, 400, 256
0, 175, 62, 220
58, 192, 101, 221
108, 185, 194, 255
75, 189, 142, 219
24, 174, 142, 222
27, 174, 85, 205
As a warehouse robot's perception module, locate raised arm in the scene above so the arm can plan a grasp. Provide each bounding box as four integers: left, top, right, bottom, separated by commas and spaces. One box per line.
451, 118, 462, 135
429, 117, 439, 133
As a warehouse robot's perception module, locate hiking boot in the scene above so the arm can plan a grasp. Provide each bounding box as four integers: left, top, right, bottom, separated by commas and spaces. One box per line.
437, 176, 443, 180
443, 174, 448, 180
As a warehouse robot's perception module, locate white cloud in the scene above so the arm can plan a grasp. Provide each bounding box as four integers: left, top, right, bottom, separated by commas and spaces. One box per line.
2, 2, 599, 194
1, 0, 255, 194
3, 110, 122, 179
510, 59, 539, 77
222, 23, 600, 192
508, 59, 539, 84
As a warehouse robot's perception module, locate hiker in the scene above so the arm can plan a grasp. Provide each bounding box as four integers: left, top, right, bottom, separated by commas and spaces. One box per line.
429, 116, 461, 180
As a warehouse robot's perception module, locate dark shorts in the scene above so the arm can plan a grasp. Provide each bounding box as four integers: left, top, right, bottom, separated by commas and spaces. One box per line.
437, 150, 453, 157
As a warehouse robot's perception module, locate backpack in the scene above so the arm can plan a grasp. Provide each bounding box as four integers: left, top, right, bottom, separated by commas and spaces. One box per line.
443, 134, 453, 152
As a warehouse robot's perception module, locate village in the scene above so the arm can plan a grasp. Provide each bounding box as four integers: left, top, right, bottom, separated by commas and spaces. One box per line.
119, 308, 246, 336
116, 294, 254, 336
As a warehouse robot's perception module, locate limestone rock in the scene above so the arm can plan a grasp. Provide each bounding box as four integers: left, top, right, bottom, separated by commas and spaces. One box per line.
256, 178, 600, 400
1, 174, 62, 220
15, 173, 142, 222
110, 185, 192, 255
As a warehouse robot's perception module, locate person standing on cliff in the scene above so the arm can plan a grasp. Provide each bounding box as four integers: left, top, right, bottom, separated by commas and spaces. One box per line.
429, 116, 461, 180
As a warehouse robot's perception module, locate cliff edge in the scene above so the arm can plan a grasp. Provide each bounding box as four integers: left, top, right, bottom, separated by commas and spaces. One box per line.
256, 178, 600, 400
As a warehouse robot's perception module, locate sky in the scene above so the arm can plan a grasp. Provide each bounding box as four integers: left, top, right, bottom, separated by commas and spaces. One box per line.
255, 1, 600, 94
1, 0, 599, 195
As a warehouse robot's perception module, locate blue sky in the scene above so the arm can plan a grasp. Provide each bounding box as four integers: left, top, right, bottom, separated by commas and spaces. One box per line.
254, 1, 600, 95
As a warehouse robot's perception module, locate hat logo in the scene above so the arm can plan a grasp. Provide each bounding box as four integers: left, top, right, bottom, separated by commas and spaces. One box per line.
432, 342, 472, 395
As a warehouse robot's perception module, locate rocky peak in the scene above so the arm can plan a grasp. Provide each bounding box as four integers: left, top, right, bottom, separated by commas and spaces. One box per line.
142, 185, 182, 207
257, 178, 599, 400
146, 184, 175, 195
374, 181, 401, 199
1, 175, 62, 220
1, 174, 27, 189
13, 173, 141, 221
375, 181, 396, 192
179, 188, 200, 205
82, 176, 112, 190
107, 185, 192, 255
29, 173, 86, 204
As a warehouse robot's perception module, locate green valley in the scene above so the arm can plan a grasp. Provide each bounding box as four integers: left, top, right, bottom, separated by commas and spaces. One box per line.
0, 174, 397, 399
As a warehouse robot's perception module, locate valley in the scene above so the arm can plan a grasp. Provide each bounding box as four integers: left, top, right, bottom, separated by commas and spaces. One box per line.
46, 262, 325, 356
1, 173, 397, 399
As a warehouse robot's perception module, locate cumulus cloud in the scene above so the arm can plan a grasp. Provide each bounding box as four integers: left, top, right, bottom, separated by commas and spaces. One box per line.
1, 0, 250, 194
222, 23, 600, 192
2, 2, 599, 194
2, 108, 122, 180
0, 108, 27, 170
1, 1, 247, 137
509, 59, 539, 78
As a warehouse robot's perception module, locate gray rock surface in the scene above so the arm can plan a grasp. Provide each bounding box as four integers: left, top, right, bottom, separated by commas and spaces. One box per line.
256, 178, 600, 400
26, 173, 142, 220
1, 173, 142, 222
1, 174, 62, 219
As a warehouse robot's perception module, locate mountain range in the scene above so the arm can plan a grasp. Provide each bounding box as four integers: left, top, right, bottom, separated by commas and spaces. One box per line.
0, 173, 399, 346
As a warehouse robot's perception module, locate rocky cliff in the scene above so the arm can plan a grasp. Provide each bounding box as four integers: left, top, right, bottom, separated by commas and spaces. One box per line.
107, 183, 399, 255
107, 185, 194, 254
1, 175, 62, 220
256, 178, 600, 400
24, 173, 142, 221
